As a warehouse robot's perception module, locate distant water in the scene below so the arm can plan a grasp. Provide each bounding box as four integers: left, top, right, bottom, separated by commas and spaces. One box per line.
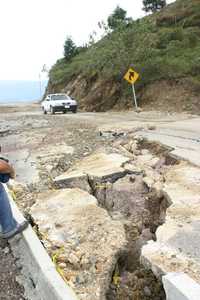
0, 80, 48, 104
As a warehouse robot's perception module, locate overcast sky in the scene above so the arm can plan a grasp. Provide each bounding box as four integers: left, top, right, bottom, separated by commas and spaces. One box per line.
0, 0, 175, 81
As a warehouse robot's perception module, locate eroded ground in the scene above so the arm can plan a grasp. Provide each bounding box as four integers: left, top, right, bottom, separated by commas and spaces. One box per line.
1, 103, 200, 299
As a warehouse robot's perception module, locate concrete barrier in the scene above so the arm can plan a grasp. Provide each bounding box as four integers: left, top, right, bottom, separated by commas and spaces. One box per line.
163, 273, 200, 300
5, 186, 78, 300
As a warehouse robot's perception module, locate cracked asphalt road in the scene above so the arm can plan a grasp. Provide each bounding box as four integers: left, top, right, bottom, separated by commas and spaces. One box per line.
0, 103, 200, 299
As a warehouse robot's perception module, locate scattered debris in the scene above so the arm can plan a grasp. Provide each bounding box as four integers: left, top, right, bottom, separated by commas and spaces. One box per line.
147, 125, 156, 131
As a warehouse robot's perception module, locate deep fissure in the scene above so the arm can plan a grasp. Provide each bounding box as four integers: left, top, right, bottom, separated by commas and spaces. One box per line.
24, 135, 180, 300
85, 138, 178, 300
91, 174, 169, 300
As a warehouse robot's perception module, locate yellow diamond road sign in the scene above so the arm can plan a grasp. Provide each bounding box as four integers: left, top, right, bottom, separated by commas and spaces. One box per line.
124, 68, 139, 84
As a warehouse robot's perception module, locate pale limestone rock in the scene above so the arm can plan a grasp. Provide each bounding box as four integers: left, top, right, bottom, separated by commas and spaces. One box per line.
136, 107, 142, 113
143, 176, 155, 189
153, 181, 164, 199
123, 162, 143, 174
137, 153, 160, 169
7, 179, 26, 195
58, 262, 67, 268
147, 125, 156, 131
141, 149, 149, 155
117, 145, 134, 158
124, 140, 138, 154
30, 188, 126, 300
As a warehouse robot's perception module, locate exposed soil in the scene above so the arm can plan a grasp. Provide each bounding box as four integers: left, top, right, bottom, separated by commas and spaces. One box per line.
48, 75, 200, 114
0, 239, 26, 300
96, 174, 168, 300
107, 268, 165, 300
139, 79, 200, 115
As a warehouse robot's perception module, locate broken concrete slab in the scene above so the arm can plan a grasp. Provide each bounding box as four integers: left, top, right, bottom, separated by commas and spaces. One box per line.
163, 162, 200, 205
136, 127, 200, 167
163, 272, 200, 300
54, 153, 130, 191
141, 162, 200, 284
30, 188, 126, 300
55, 171, 91, 192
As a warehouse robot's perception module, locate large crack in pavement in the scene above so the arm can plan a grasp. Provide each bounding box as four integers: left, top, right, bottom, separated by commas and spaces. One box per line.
27, 136, 179, 300
2, 108, 200, 300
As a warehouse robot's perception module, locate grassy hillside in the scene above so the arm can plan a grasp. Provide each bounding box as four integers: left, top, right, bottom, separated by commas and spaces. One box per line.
48, 0, 200, 112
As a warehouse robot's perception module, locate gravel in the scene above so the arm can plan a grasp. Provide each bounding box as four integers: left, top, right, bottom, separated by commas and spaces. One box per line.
0, 239, 26, 300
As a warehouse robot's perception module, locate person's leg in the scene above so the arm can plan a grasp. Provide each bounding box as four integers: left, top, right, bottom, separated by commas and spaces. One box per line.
0, 183, 17, 233
0, 183, 28, 239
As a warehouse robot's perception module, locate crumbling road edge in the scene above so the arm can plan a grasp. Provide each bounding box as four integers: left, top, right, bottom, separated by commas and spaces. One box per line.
5, 185, 78, 300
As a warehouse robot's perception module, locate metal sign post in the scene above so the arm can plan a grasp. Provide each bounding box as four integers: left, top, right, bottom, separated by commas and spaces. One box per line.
132, 83, 138, 110
124, 67, 140, 110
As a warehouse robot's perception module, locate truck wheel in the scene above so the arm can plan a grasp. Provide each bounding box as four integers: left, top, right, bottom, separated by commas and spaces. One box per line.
43, 108, 47, 114
50, 106, 55, 115
72, 108, 77, 113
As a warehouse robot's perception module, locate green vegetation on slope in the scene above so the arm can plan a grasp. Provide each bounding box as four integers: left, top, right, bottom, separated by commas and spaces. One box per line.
48, 0, 200, 111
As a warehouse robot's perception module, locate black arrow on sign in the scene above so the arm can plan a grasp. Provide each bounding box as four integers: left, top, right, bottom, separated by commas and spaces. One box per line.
129, 71, 135, 81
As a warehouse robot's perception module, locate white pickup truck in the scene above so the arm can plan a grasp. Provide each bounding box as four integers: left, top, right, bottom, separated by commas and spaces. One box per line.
41, 93, 78, 114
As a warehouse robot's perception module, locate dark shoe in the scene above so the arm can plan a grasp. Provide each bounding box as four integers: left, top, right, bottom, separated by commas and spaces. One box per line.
0, 220, 29, 239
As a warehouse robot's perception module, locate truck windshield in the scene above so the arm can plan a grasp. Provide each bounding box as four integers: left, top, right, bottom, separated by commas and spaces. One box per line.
51, 95, 68, 100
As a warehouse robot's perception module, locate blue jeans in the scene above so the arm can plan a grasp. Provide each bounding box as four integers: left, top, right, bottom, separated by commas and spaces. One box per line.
0, 183, 17, 234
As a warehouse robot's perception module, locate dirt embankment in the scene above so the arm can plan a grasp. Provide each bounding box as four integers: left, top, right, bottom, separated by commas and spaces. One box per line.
47, 76, 200, 114
140, 78, 200, 114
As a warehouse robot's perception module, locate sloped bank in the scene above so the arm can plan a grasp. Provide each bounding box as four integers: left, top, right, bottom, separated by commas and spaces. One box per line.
48, 76, 200, 114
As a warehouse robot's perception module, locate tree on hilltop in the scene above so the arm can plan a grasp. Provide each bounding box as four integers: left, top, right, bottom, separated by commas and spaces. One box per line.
143, 0, 166, 13
64, 37, 78, 61
107, 6, 132, 30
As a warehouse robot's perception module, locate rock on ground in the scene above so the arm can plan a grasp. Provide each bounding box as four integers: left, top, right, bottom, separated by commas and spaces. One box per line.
30, 188, 126, 300
95, 174, 149, 222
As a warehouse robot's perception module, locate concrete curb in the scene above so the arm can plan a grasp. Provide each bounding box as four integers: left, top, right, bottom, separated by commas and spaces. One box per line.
163, 273, 200, 300
5, 186, 78, 300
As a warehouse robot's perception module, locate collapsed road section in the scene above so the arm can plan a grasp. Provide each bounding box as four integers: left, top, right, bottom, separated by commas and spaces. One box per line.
8, 125, 200, 300
142, 162, 200, 281
27, 138, 176, 300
